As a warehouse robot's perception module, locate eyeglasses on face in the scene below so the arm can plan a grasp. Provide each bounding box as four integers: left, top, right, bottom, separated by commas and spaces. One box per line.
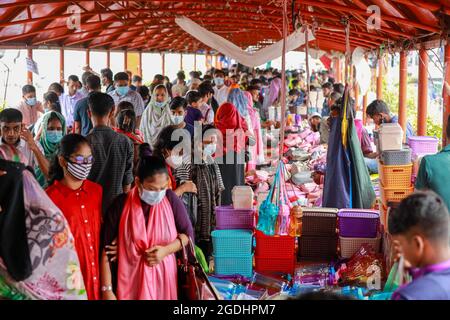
66, 155, 93, 165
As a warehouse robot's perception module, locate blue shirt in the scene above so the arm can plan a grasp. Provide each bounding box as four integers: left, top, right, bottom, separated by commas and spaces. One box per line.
390, 115, 415, 140
73, 97, 93, 136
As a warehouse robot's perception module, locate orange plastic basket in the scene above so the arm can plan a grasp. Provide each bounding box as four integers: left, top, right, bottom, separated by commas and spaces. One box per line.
380, 184, 414, 203
378, 162, 413, 188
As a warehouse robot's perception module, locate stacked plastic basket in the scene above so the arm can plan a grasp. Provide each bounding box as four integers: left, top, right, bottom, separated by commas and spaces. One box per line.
212, 186, 255, 278
337, 209, 381, 259
298, 208, 338, 261
408, 136, 439, 183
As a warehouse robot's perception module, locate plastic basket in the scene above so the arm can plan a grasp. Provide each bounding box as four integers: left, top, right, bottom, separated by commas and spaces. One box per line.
215, 206, 255, 230
255, 256, 296, 275
408, 136, 439, 157
212, 229, 253, 256
301, 207, 338, 236
298, 236, 337, 261
214, 254, 253, 278
254, 230, 296, 258
380, 149, 411, 165
378, 162, 413, 188
340, 235, 381, 259
337, 209, 380, 238
380, 184, 414, 203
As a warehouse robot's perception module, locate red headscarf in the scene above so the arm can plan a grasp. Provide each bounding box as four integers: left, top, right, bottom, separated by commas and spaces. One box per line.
214, 102, 249, 156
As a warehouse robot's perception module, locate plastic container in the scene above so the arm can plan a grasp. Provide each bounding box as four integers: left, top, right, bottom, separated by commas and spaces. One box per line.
255, 256, 296, 275
380, 149, 411, 165
301, 207, 338, 237
254, 230, 296, 258
380, 184, 414, 203
337, 209, 380, 238
215, 206, 255, 230
249, 272, 288, 293
213, 254, 253, 278
339, 235, 381, 259
376, 123, 404, 151
298, 236, 337, 261
232, 186, 254, 210
212, 229, 253, 256
378, 162, 413, 188
408, 136, 439, 157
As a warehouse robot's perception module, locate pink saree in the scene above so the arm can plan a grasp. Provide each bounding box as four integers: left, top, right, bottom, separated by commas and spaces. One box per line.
117, 187, 178, 300
244, 91, 265, 171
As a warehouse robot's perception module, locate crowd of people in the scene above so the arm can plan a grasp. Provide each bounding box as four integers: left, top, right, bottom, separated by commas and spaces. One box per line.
0, 61, 449, 301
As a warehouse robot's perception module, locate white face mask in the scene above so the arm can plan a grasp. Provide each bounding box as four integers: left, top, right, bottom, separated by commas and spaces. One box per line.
140, 188, 166, 205
203, 143, 217, 157
171, 114, 184, 125
166, 154, 183, 169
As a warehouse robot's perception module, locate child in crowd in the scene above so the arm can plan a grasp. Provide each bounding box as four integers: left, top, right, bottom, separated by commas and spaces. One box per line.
184, 91, 204, 127
113, 109, 144, 168
389, 191, 450, 300
288, 89, 304, 113
198, 81, 215, 124
169, 96, 195, 138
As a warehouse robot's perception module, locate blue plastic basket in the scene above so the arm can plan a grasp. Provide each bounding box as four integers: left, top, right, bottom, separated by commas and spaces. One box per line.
213, 254, 253, 278
212, 229, 253, 256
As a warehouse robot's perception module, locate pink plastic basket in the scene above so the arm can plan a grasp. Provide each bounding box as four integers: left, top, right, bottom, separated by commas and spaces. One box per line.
215, 205, 255, 230
407, 136, 439, 157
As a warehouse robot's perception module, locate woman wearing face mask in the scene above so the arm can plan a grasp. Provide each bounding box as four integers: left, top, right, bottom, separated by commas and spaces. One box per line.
140, 84, 172, 147
46, 134, 102, 300
33, 91, 63, 137
35, 111, 66, 188
100, 144, 193, 300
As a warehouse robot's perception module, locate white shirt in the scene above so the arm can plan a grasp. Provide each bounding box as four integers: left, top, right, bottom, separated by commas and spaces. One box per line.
109, 89, 145, 117
0, 138, 44, 169
60, 91, 84, 127
213, 85, 229, 106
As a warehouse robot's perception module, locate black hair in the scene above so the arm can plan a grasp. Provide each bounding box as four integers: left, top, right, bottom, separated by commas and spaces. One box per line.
190, 71, 201, 79
132, 75, 142, 83
68, 75, 79, 83
203, 75, 213, 81
292, 79, 299, 87
87, 91, 114, 117
366, 99, 390, 117
116, 100, 134, 113
213, 69, 225, 77
249, 78, 262, 87
153, 74, 164, 82
0, 108, 23, 123
81, 71, 92, 86
333, 83, 345, 94
114, 72, 129, 82
289, 89, 300, 96
247, 85, 260, 92
177, 71, 186, 80
43, 91, 62, 114
100, 68, 113, 81
22, 84, 36, 95
136, 85, 150, 99
322, 82, 333, 90
186, 91, 203, 105
330, 91, 342, 102
48, 134, 90, 185
389, 191, 450, 244
198, 82, 214, 97
135, 143, 168, 181
116, 109, 136, 133
48, 82, 64, 95
152, 125, 183, 159
170, 96, 188, 110
86, 74, 101, 91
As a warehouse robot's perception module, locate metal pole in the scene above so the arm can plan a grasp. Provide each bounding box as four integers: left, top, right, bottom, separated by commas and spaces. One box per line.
417, 48, 428, 136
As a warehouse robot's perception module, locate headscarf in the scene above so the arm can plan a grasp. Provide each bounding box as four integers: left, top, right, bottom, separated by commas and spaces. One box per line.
262, 77, 282, 110
139, 85, 172, 147
214, 102, 248, 156
35, 111, 66, 187
227, 88, 249, 117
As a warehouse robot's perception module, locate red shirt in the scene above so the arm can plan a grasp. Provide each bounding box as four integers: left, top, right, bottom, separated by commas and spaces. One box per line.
46, 179, 103, 300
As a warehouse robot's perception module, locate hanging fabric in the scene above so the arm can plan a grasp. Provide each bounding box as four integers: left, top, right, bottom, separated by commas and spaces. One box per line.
175, 16, 315, 68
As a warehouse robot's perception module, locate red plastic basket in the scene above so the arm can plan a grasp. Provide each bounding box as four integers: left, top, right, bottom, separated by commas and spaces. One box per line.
255, 256, 296, 275
255, 230, 296, 258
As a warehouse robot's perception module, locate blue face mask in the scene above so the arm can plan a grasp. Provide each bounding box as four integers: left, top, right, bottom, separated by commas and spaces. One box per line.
116, 86, 130, 96
46, 130, 63, 144
26, 97, 37, 106
214, 77, 224, 86
140, 188, 166, 205
155, 101, 165, 108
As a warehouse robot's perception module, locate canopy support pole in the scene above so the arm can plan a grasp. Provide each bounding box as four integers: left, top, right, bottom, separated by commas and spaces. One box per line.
399, 51, 408, 142
376, 56, 383, 99
180, 53, 183, 71
59, 47, 64, 85
194, 53, 197, 71
124, 50, 128, 71
27, 47, 33, 84
363, 93, 368, 124
418, 48, 428, 136
279, 0, 288, 159
106, 50, 110, 68
86, 49, 90, 66
138, 51, 142, 76
161, 53, 165, 76
443, 44, 450, 146
333, 57, 341, 83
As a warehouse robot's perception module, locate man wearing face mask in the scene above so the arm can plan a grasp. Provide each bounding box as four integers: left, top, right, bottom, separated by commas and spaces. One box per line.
169, 96, 194, 138
213, 69, 229, 106
109, 72, 145, 128
198, 82, 215, 124
60, 75, 84, 132
16, 84, 44, 127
